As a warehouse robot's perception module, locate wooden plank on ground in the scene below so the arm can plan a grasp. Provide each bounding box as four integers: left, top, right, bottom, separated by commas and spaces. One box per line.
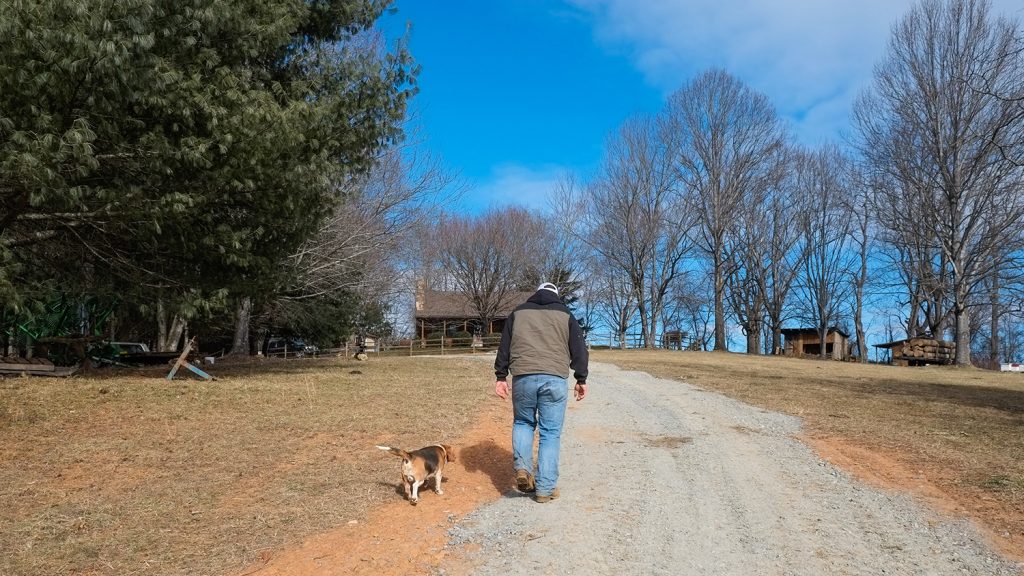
0, 363, 56, 372
0, 365, 79, 377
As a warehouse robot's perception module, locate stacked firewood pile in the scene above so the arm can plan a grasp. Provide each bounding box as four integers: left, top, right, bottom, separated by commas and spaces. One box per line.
893, 338, 954, 365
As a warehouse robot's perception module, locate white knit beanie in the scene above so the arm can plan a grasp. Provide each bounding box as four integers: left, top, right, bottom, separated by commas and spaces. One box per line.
537, 282, 559, 295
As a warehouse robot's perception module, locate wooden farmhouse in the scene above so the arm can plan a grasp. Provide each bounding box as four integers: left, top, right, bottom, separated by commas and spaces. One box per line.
873, 337, 954, 366
414, 285, 532, 341
780, 327, 851, 361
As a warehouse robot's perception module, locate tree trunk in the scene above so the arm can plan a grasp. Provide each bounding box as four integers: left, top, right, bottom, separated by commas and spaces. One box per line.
647, 301, 658, 350
954, 300, 972, 367
907, 291, 921, 338
854, 291, 867, 360
254, 328, 268, 357
713, 259, 727, 351
230, 297, 253, 356
990, 275, 1000, 367
164, 317, 186, 352
855, 236, 868, 363
637, 301, 652, 349
156, 299, 186, 352
745, 325, 760, 355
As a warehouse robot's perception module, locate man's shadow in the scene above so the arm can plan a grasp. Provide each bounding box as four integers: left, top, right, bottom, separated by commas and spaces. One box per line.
458, 439, 524, 496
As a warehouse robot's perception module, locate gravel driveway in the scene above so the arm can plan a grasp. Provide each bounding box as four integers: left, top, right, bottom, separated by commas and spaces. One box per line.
443, 361, 1021, 575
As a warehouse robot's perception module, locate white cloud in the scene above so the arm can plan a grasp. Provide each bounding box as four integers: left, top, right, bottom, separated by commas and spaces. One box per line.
466, 164, 568, 214
568, 0, 1023, 144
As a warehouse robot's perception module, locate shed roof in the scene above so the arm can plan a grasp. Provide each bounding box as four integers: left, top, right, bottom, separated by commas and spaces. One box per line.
780, 327, 850, 338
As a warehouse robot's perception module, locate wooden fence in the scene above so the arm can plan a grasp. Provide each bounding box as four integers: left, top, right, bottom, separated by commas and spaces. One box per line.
319, 335, 504, 358
586, 332, 696, 350
272, 331, 697, 360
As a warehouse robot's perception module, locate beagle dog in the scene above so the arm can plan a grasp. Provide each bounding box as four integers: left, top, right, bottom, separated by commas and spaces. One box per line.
376, 444, 454, 505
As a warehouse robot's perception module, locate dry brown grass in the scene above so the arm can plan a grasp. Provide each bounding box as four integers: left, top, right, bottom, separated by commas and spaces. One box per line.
0, 354, 493, 576
7, 348, 1024, 574
595, 349, 1024, 553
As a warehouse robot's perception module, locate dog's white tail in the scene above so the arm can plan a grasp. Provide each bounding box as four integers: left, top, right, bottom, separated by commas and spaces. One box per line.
376, 445, 409, 459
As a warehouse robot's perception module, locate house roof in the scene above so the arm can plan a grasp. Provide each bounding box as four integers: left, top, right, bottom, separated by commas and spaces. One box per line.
780, 327, 850, 338
415, 289, 534, 319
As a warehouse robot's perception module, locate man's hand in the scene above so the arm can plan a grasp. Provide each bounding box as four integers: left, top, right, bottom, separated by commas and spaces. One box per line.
495, 380, 510, 400
574, 382, 587, 401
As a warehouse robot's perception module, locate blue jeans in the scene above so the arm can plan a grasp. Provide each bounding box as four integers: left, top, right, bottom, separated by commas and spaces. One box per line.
511, 373, 569, 495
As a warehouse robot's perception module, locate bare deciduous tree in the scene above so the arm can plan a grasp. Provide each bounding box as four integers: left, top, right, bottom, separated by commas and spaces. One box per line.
725, 208, 768, 354
434, 206, 545, 330
516, 175, 592, 304
855, 0, 1024, 365
794, 145, 856, 359
579, 116, 692, 348
671, 272, 715, 351
760, 165, 810, 355
846, 168, 874, 361
724, 154, 792, 355
663, 69, 788, 351
590, 264, 639, 348
871, 180, 952, 340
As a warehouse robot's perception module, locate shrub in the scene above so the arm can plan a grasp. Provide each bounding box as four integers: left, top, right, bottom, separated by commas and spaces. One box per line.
452, 330, 473, 346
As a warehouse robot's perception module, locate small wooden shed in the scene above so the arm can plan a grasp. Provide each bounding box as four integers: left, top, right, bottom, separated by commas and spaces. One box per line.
873, 337, 954, 366
781, 327, 850, 361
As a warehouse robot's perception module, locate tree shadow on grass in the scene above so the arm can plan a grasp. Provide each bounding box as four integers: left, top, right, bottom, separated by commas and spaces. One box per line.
851, 378, 1024, 415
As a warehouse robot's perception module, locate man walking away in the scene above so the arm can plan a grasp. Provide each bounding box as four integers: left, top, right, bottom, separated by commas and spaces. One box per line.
494, 282, 588, 503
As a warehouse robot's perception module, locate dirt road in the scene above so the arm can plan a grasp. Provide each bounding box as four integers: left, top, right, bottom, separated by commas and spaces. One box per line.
441, 361, 1021, 575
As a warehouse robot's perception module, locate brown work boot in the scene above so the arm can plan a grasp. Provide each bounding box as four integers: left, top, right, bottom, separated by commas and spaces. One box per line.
515, 469, 535, 493
534, 488, 560, 503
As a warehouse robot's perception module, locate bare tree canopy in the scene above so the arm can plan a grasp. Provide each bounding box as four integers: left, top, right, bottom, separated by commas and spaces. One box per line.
663, 69, 788, 351
576, 116, 693, 348
433, 206, 547, 327
793, 145, 857, 359
855, 0, 1024, 365
725, 147, 804, 355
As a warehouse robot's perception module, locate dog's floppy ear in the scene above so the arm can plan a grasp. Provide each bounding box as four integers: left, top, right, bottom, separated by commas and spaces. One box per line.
442, 444, 455, 462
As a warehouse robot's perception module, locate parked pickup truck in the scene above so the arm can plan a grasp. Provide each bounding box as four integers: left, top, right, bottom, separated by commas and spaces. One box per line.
110, 342, 150, 354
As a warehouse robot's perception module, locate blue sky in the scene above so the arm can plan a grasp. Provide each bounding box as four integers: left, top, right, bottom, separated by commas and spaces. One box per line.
380, 0, 1022, 215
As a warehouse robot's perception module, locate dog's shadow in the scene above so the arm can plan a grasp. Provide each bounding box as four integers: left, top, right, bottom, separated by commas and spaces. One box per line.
458, 439, 521, 496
